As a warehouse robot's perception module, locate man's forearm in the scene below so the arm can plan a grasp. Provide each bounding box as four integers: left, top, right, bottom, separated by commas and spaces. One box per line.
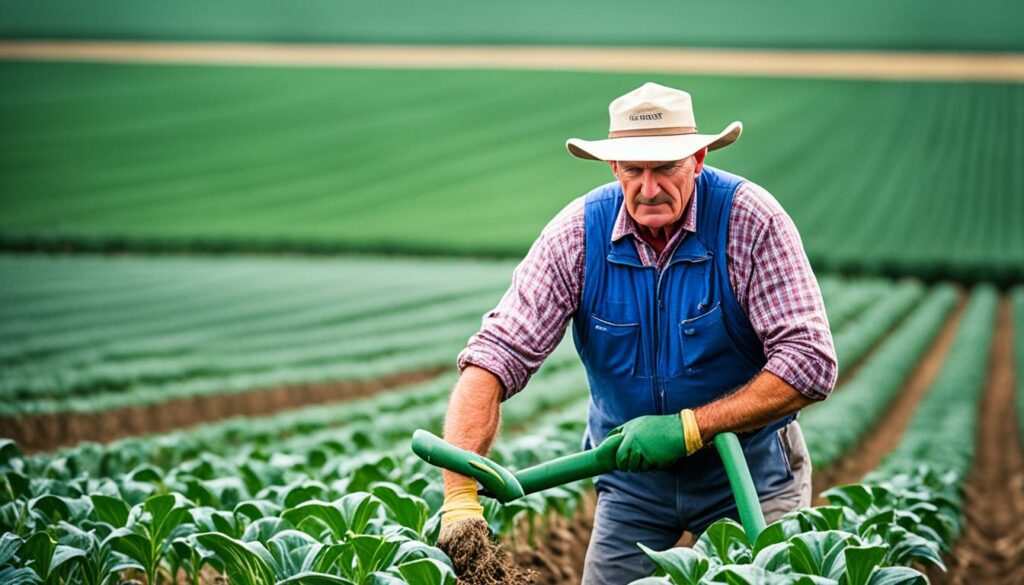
442, 365, 503, 495
693, 370, 816, 443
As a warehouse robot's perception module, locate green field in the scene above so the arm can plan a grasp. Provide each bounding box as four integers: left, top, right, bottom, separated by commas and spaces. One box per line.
0, 279, 1000, 584
0, 252, 905, 420
2, 0, 1022, 52
0, 254, 517, 417
2, 62, 1022, 282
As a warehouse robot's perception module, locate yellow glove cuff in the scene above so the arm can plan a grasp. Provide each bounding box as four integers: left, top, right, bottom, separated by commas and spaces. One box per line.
680, 408, 704, 456
440, 483, 484, 527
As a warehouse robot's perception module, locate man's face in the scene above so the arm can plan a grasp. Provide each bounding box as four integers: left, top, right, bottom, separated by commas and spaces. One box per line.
610, 148, 706, 231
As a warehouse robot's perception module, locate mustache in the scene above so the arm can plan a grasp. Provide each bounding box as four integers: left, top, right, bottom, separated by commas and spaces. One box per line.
634, 192, 673, 206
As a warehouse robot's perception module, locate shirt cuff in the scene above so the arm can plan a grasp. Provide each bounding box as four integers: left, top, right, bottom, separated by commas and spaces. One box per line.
764, 353, 836, 402
456, 343, 530, 401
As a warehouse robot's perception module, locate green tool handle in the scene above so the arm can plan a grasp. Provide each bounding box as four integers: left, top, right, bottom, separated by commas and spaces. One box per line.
714, 433, 767, 543
411, 430, 524, 502
515, 433, 624, 495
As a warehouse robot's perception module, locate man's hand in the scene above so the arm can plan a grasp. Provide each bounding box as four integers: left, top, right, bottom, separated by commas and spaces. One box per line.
610, 412, 696, 472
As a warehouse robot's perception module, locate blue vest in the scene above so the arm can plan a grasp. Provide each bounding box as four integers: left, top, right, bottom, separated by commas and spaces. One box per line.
572, 166, 793, 497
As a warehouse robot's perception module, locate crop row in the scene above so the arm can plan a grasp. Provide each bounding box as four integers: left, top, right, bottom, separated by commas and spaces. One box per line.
800, 284, 957, 466
830, 280, 923, 371
0, 255, 518, 416
0, 365, 595, 584
0, 257, 899, 419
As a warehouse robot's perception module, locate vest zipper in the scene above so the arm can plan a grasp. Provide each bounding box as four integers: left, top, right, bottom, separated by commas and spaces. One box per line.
653, 253, 712, 414
653, 266, 668, 414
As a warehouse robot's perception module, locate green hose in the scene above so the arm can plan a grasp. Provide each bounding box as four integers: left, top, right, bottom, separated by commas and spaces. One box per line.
714, 433, 767, 543
411, 429, 767, 543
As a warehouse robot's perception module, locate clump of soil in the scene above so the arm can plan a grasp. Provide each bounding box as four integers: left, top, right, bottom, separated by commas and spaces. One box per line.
438, 519, 536, 585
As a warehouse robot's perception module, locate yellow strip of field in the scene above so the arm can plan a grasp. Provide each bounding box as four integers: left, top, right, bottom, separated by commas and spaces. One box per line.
1, 40, 1022, 82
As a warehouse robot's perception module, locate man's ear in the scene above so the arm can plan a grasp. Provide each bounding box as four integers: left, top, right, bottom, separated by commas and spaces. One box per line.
608, 160, 619, 174
694, 148, 707, 174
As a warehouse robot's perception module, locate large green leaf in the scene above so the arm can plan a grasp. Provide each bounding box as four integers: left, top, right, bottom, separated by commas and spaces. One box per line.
843, 545, 887, 585
145, 493, 192, 549
787, 531, 852, 580
0, 532, 24, 565
20, 532, 56, 581
883, 527, 944, 570
1, 471, 31, 502
104, 528, 151, 574
235, 499, 283, 523
29, 495, 92, 525
243, 517, 292, 544
0, 566, 40, 585
278, 572, 356, 585
372, 483, 428, 535
89, 494, 129, 528
0, 440, 21, 467
821, 485, 874, 515
349, 534, 403, 581
865, 567, 927, 585
636, 543, 710, 585
751, 542, 789, 573
194, 532, 277, 585
752, 522, 793, 556
301, 542, 348, 575
282, 501, 347, 542
390, 558, 456, 585
393, 540, 451, 568
337, 493, 383, 536
703, 564, 793, 584
267, 530, 320, 579
694, 519, 751, 564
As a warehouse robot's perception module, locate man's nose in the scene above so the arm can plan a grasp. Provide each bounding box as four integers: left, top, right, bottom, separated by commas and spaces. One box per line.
640, 170, 659, 197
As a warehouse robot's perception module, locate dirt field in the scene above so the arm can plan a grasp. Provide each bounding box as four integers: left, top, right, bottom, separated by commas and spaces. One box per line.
812, 295, 967, 502
1, 41, 1023, 82
0, 366, 447, 453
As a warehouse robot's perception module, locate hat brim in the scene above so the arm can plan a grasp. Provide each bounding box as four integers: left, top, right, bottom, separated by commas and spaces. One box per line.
566, 121, 742, 162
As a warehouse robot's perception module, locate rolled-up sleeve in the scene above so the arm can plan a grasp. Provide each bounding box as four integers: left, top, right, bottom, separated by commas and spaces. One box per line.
457, 197, 585, 400
729, 183, 838, 401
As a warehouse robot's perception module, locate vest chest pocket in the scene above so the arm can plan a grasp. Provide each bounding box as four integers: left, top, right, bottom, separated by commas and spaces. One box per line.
586, 313, 640, 377
678, 303, 733, 372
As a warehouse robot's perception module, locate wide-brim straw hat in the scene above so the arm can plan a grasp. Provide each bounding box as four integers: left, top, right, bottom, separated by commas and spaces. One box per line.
566, 82, 742, 162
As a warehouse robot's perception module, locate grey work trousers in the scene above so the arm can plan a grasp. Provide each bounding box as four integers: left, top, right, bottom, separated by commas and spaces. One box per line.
581, 421, 813, 585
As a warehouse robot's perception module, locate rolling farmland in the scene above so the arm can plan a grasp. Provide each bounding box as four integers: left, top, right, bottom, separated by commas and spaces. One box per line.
2, 63, 1023, 283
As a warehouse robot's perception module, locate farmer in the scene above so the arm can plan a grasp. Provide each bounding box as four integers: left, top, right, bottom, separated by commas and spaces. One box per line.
438, 82, 837, 584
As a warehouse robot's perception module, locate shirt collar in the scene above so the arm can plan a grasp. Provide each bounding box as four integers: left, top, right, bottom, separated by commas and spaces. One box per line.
611, 188, 698, 243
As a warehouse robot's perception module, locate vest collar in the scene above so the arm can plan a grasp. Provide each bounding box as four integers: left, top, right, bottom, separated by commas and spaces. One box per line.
607, 186, 707, 268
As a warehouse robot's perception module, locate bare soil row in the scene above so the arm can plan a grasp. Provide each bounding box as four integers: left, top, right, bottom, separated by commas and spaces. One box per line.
931, 298, 1024, 584
0, 366, 448, 453
811, 295, 967, 501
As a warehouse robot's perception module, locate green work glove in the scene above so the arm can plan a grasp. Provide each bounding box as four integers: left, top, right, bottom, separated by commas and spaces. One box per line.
609, 414, 687, 472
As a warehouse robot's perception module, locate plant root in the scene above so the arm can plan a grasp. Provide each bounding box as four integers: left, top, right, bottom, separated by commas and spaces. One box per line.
438, 519, 536, 585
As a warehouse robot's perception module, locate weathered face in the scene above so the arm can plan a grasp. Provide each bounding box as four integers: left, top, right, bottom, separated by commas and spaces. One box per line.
610, 149, 706, 232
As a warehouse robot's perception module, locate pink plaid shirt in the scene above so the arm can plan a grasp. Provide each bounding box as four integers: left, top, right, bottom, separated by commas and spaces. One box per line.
458, 179, 837, 401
